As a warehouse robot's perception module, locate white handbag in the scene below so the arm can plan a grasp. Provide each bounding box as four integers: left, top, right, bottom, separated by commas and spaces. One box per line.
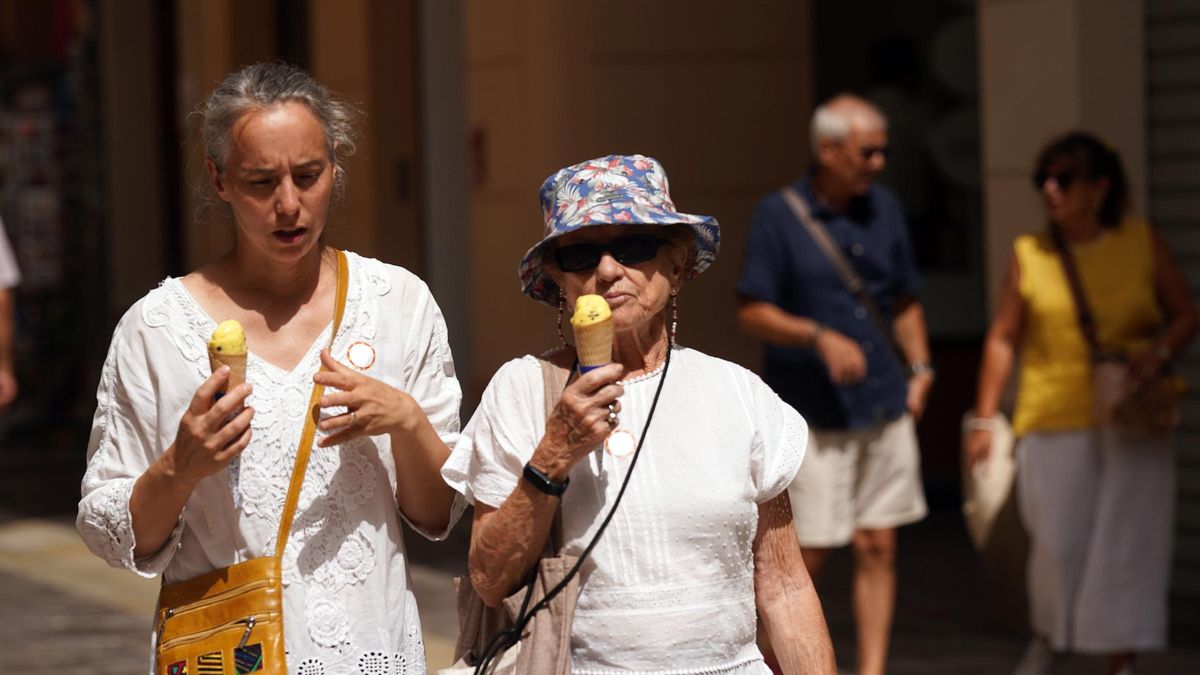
960, 412, 1017, 551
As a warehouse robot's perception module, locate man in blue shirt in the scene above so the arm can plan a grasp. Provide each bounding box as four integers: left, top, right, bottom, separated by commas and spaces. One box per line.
737, 94, 932, 675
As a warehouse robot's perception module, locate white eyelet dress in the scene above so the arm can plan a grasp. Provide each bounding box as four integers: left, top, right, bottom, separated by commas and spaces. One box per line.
77, 252, 464, 675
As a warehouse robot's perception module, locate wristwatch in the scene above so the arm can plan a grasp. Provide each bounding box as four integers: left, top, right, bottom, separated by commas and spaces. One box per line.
523, 462, 569, 497
906, 361, 936, 378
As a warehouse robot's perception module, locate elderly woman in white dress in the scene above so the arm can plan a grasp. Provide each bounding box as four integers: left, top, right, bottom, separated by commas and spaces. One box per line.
442, 155, 835, 673
76, 63, 462, 673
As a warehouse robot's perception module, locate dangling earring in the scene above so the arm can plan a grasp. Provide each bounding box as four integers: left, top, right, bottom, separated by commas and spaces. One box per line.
669, 288, 679, 347
557, 291, 570, 347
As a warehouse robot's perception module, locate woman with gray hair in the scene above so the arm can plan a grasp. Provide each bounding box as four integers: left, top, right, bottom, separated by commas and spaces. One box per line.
77, 62, 463, 673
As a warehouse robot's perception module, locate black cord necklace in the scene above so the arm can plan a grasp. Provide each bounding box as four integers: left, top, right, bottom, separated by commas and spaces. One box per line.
474, 346, 674, 674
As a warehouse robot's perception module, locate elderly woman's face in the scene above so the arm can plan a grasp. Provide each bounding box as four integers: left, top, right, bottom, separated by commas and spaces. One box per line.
208, 101, 335, 264
547, 225, 686, 337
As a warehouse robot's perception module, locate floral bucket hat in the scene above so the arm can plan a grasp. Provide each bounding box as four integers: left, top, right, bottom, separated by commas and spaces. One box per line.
519, 154, 721, 306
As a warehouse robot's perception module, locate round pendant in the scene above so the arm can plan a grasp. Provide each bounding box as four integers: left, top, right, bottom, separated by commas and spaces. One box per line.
604, 428, 637, 458
346, 341, 376, 370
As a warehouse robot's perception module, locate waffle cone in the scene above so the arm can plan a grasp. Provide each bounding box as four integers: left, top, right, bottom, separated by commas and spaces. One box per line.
208, 349, 247, 393
573, 319, 613, 368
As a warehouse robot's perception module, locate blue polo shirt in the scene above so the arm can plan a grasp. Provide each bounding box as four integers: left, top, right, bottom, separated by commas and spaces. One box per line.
736, 176, 920, 431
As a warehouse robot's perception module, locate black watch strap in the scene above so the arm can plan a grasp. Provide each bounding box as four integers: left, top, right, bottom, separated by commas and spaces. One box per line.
523, 462, 569, 497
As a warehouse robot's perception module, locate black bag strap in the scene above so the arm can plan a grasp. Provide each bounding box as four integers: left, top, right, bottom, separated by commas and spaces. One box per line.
780, 186, 903, 363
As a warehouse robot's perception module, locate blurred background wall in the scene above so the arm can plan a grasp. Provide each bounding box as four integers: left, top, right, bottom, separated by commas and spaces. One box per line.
0, 0, 1198, 639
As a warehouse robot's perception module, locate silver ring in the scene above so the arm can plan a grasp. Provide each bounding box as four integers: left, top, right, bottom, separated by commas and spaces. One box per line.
606, 403, 618, 426
349, 410, 357, 426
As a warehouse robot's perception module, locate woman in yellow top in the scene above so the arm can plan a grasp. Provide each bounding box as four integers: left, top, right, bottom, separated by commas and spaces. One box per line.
966, 132, 1198, 675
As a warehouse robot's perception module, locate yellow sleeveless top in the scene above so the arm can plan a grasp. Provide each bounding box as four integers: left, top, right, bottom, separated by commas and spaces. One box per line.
1012, 218, 1163, 435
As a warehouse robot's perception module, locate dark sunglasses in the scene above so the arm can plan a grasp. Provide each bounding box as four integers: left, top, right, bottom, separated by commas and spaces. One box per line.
1033, 168, 1078, 191
553, 234, 669, 273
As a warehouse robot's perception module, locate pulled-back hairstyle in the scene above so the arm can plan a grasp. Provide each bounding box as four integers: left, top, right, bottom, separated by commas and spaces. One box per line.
196, 62, 359, 210
1033, 131, 1129, 227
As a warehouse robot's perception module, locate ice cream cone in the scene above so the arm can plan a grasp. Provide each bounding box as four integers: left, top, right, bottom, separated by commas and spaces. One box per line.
574, 320, 613, 371
571, 295, 613, 373
209, 349, 247, 395
208, 319, 248, 399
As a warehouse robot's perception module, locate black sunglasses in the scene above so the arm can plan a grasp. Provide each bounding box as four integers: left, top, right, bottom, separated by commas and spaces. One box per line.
1033, 168, 1078, 191
553, 234, 669, 273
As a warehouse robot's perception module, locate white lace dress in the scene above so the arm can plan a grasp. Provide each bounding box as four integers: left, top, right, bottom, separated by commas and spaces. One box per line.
442, 347, 808, 674
77, 251, 463, 675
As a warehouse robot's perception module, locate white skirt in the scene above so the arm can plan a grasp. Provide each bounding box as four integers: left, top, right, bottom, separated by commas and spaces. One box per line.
1016, 428, 1175, 652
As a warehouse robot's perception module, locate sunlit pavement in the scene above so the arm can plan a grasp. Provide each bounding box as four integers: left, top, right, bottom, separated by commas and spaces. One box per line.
1, 512, 1198, 674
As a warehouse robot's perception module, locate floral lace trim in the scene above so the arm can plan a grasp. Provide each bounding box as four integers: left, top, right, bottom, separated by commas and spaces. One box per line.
292, 595, 427, 674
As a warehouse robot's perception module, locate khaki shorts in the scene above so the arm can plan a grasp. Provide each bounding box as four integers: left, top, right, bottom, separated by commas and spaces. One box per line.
788, 413, 927, 548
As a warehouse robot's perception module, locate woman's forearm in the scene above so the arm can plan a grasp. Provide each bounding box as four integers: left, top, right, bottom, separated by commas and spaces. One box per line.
391, 419, 457, 534
755, 494, 836, 674
469, 461, 560, 607
974, 334, 1016, 418
129, 446, 197, 558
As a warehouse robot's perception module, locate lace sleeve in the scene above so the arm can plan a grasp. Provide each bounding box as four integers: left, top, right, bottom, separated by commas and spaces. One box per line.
743, 368, 809, 504
76, 314, 184, 577
394, 274, 466, 540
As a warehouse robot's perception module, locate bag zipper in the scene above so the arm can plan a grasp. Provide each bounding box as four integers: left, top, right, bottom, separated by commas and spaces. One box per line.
158, 611, 278, 650
157, 579, 273, 643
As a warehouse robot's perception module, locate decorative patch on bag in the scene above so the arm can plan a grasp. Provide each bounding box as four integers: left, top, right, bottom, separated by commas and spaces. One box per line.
235, 643, 264, 673
166, 661, 188, 675
197, 651, 223, 674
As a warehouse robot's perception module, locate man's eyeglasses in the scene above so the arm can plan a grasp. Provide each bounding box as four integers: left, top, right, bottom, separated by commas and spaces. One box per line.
1033, 168, 1078, 191
858, 145, 888, 161
553, 234, 668, 272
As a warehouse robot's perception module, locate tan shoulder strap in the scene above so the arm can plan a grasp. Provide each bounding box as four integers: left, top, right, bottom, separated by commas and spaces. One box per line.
274, 250, 350, 557
536, 356, 571, 553
780, 186, 904, 365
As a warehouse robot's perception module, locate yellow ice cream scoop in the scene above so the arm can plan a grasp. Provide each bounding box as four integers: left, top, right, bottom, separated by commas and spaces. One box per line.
570, 295, 613, 372
571, 294, 612, 327
209, 319, 247, 355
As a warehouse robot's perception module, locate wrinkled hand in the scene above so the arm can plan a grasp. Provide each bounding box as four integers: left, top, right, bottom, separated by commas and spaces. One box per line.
963, 427, 992, 470
1126, 347, 1165, 392
166, 367, 254, 486
0, 366, 16, 408
314, 349, 421, 447
815, 329, 867, 386
533, 363, 625, 478
907, 372, 934, 420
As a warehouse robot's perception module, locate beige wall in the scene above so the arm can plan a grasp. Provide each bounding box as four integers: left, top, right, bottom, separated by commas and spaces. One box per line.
979, 0, 1146, 310
463, 0, 814, 398
98, 0, 169, 321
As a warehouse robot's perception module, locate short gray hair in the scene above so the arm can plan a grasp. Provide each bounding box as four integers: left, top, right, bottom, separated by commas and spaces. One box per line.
810, 94, 887, 154
197, 62, 359, 204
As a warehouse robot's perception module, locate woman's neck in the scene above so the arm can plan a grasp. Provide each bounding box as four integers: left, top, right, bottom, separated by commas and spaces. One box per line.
1055, 215, 1104, 245
224, 244, 328, 302
612, 319, 670, 380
